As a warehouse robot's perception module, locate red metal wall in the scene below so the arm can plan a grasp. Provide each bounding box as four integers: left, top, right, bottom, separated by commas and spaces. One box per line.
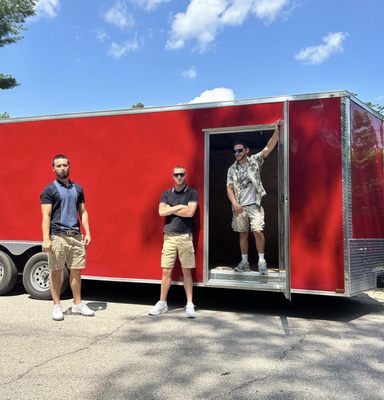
350, 102, 384, 238
0, 102, 282, 283
289, 98, 345, 292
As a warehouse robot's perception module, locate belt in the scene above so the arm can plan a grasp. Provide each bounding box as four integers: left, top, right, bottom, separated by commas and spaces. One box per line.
62, 230, 79, 236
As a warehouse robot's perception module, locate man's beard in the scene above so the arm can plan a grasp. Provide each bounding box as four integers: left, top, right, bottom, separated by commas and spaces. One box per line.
56, 170, 69, 179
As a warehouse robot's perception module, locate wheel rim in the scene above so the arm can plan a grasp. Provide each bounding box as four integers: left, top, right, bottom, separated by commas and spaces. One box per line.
29, 260, 51, 292
0, 261, 3, 282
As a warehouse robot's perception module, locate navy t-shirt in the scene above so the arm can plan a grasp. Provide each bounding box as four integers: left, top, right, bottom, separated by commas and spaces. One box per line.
160, 186, 198, 234
40, 179, 85, 235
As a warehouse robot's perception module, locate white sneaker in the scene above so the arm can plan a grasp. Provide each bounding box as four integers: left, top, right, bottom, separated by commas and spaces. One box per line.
234, 260, 250, 272
149, 301, 168, 316
71, 302, 95, 316
52, 304, 64, 321
258, 259, 268, 275
185, 303, 196, 318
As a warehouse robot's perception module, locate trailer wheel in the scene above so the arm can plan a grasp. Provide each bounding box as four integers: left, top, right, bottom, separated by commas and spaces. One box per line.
22, 253, 69, 300
0, 251, 18, 295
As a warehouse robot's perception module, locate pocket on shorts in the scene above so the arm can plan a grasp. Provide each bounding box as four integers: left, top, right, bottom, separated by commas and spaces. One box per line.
51, 236, 64, 252
161, 242, 168, 253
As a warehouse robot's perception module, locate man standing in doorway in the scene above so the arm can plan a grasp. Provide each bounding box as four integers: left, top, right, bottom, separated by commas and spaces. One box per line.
226, 120, 281, 274
41, 154, 95, 321
149, 166, 198, 318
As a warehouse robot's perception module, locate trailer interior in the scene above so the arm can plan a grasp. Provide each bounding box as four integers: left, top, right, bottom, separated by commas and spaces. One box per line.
205, 125, 284, 291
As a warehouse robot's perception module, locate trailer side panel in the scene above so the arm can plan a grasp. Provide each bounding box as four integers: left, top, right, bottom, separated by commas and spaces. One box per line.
350, 101, 384, 238
0, 102, 282, 284
289, 98, 344, 292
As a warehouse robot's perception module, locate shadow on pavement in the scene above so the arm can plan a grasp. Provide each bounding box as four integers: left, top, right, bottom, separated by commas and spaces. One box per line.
79, 280, 384, 323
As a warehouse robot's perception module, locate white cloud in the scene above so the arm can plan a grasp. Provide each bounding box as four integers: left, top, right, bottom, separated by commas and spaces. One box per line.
166, 0, 226, 51
188, 87, 235, 104
133, 0, 172, 11
35, 0, 60, 18
93, 29, 110, 42
182, 66, 197, 79
295, 32, 348, 65
252, 0, 289, 22
104, 1, 135, 30
166, 0, 289, 51
221, 0, 255, 26
108, 38, 141, 59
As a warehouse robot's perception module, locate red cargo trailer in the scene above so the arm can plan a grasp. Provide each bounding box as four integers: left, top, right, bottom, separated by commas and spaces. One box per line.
1, 91, 383, 300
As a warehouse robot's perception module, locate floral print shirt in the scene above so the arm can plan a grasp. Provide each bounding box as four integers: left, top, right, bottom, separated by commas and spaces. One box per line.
226, 152, 266, 206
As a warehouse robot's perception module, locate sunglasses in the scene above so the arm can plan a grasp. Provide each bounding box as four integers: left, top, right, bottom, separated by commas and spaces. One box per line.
173, 173, 186, 178
233, 148, 245, 154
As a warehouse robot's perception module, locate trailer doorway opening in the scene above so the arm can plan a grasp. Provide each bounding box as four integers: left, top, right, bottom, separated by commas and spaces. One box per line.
205, 125, 281, 290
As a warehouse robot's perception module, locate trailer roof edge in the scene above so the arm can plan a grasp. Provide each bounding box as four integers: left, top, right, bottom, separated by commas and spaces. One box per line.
0, 90, 353, 124
347, 92, 384, 121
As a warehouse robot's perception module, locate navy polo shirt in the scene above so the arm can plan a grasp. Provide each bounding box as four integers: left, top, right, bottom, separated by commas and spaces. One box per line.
160, 186, 198, 234
40, 179, 85, 235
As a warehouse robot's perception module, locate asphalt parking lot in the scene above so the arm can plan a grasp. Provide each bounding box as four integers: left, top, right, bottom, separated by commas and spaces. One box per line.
1, 281, 384, 400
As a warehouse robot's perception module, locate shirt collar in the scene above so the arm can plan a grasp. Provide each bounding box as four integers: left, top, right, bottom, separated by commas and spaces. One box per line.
55, 178, 73, 188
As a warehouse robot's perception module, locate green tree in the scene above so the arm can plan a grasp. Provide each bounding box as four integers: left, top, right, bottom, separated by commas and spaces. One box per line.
132, 102, 145, 109
351, 92, 384, 117
0, 111, 10, 118
364, 101, 384, 117
0, 0, 36, 90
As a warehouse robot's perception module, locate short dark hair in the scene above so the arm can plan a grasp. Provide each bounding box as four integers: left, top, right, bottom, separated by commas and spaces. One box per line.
233, 140, 248, 149
52, 154, 70, 166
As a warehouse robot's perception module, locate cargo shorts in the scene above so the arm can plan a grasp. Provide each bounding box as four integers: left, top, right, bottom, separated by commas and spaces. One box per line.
48, 234, 86, 271
232, 204, 265, 232
161, 233, 195, 269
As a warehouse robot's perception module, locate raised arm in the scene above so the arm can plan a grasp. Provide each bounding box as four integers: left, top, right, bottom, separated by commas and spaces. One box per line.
262, 120, 281, 159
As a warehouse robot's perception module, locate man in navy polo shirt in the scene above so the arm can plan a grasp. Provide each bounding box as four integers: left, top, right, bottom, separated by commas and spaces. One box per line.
149, 166, 198, 318
41, 154, 94, 321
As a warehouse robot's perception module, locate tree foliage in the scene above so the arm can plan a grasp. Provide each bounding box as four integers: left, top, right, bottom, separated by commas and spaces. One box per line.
364, 102, 384, 117
0, 0, 36, 90
132, 102, 145, 109
350, 92, 383, 117
0, 111, 10, 118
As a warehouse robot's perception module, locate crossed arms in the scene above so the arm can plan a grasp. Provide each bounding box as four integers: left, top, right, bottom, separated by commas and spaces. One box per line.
158, 202, 198, 218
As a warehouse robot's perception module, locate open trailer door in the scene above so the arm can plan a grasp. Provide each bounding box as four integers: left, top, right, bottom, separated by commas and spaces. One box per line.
204, 113, 291, 298
278, 106, 291, 299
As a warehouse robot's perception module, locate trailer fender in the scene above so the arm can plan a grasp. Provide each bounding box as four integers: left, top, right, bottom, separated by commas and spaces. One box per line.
0, 251, 18, 295
22, 253, 69, 300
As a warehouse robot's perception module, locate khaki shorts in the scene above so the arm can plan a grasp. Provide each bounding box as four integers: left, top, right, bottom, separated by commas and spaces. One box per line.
48, 234, 86, 271
232, 204, 265, 232
161, 233, 195, 269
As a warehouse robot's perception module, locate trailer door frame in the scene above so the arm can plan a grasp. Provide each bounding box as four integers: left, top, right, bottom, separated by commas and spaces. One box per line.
203, 109, 291, 298
278, 101, 291, 299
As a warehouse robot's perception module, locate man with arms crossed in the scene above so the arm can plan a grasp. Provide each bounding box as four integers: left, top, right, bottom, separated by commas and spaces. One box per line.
149, 166, 198, 318
227, 121, 281, 274
41, 154, 95, 321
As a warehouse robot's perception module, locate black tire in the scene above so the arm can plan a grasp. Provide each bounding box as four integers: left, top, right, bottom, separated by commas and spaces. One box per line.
22, 252, 69, 300
0, 251, 18, 295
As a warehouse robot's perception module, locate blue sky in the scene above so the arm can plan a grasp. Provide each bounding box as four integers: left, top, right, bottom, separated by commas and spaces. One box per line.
1, 0, 384, 118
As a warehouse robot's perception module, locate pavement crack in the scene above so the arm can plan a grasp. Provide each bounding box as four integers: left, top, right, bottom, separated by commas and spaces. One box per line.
278, 326, 312, 361
1, 312, 144, 387
210, 326, 312, 400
